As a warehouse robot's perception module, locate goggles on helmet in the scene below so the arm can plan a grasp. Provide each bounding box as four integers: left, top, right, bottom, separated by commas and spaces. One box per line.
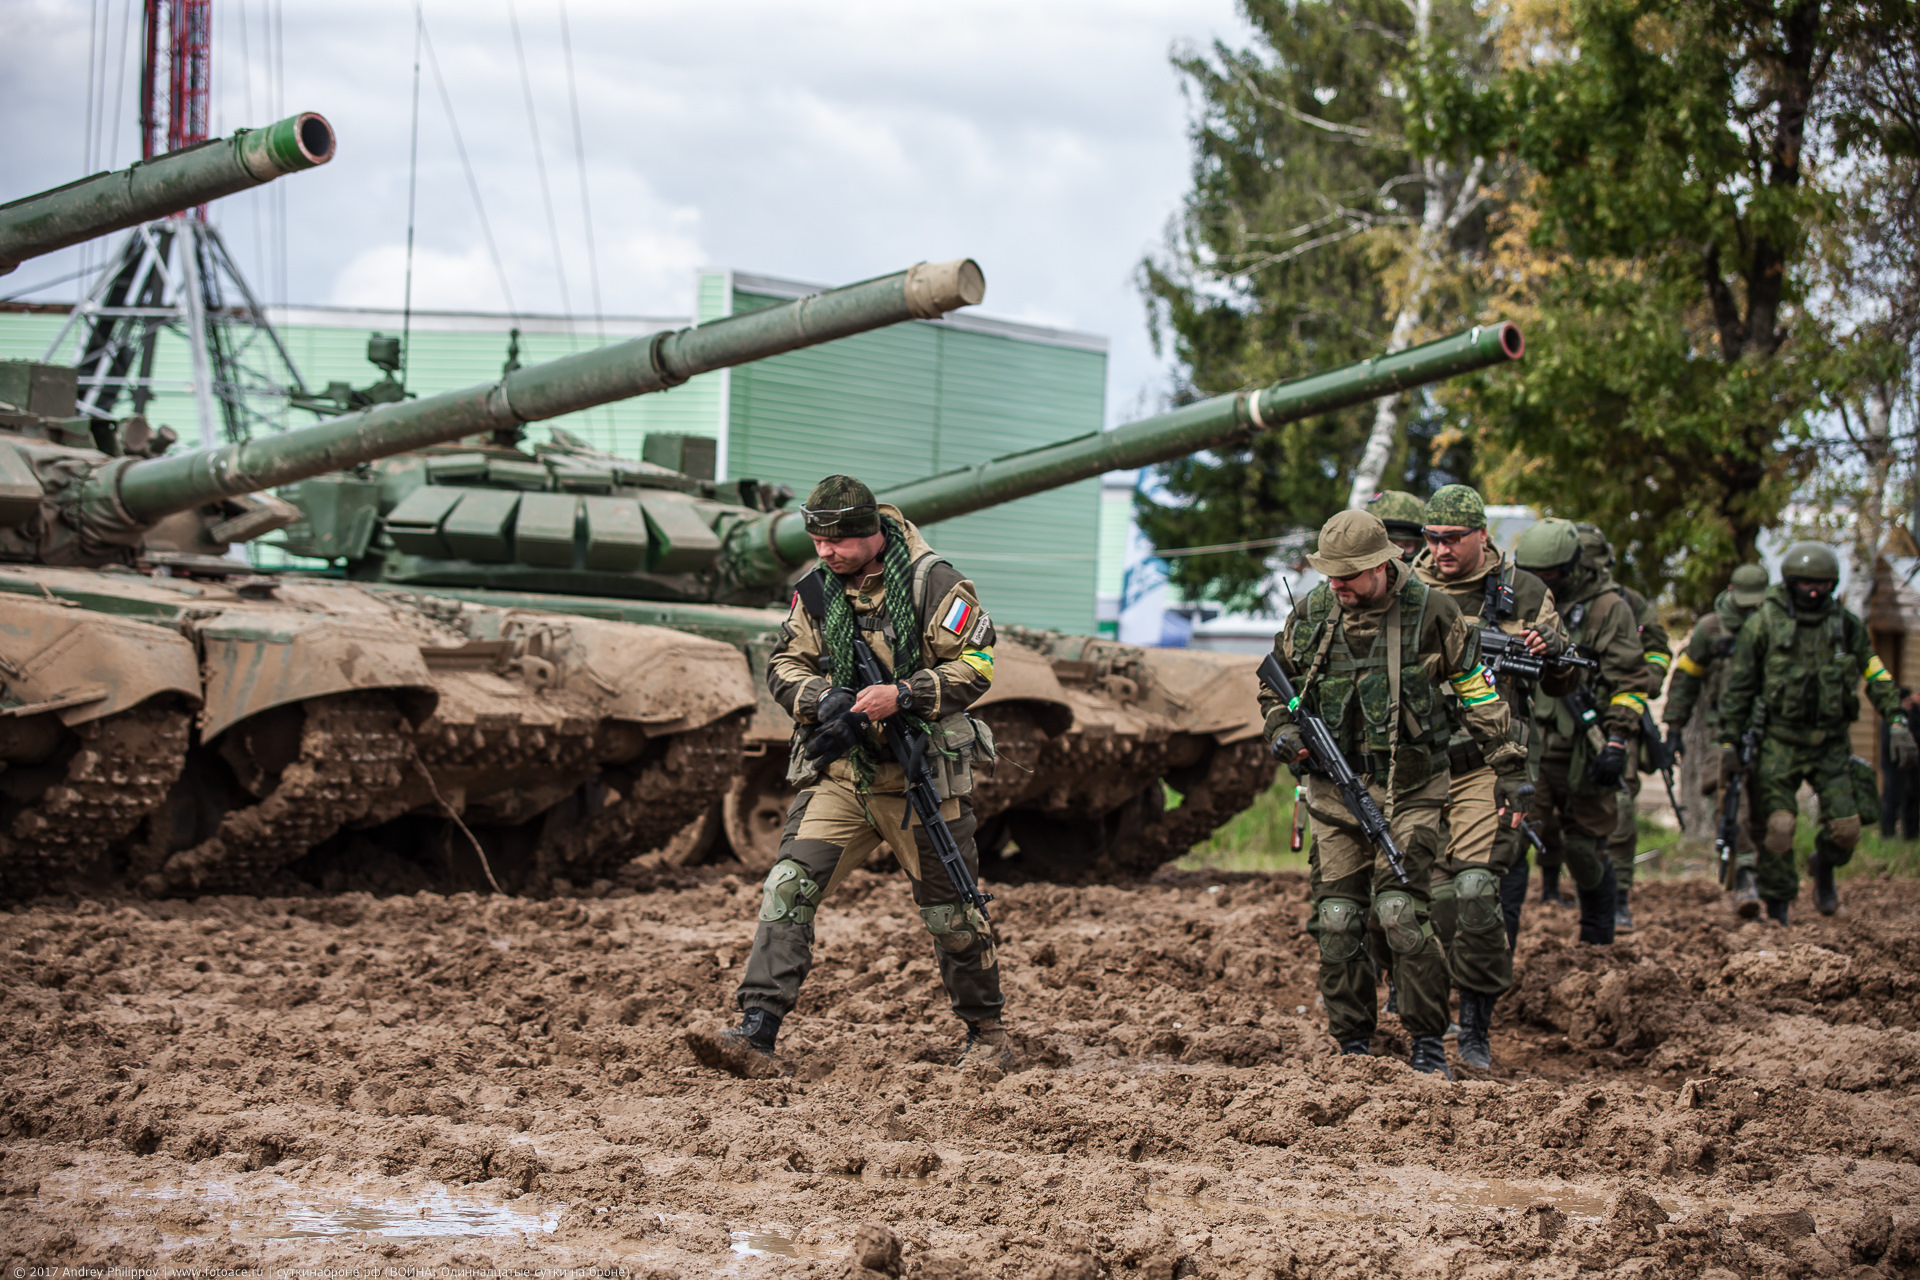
800, 502, 878, 534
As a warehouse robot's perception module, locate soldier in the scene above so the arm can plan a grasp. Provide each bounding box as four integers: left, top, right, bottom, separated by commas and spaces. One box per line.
1719, 541, 1915, 923
1573, 524, 1674, 933
1663, 563, 1769, 915
1368, 490, 1429, 563
1413, 484, 1568, 1070
1512, 518, 1651, 946
1262, 510, 1529, 1079
696, 476, 1008, 1071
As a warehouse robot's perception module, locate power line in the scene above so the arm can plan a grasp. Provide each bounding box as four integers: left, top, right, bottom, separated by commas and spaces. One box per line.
420, 12, 518, 318
506, 0, 572, 332
108, 0, 134, 168
402, 5, 424, 385
557, 0, 604, 346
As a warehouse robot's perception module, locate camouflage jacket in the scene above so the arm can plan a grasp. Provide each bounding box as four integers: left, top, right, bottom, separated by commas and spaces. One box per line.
1720, 585, 1900, 748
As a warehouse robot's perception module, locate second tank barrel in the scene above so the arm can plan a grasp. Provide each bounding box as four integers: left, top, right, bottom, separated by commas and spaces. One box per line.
110, 259, 986, 522
758, 322, 1524, 567
0, 113, 336, 275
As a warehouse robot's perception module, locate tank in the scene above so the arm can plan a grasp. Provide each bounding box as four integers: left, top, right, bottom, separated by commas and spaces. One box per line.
0, 193, 987, 900
276, 322, 1525, 878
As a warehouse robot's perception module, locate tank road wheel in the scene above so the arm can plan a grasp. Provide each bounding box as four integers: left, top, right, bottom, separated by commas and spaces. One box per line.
152, 692, 412, 895
0, 702, 191, 898
650, 800, 724, 868
966, 703, 1053, 823
724, 750, 796, 873
1129, 738, 1276, 873
527, 712, 747, 890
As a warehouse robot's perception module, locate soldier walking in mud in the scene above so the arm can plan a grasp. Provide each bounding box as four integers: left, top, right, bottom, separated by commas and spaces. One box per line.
1262, 509, 1529, 1079
1719, 542, 1915, 924
1412, 484, 1569, 1070
1663, 563, 1770, 916
1512, 519, 1651, 946
1572, 524, 1673, 934
694, 475, 1009, 1071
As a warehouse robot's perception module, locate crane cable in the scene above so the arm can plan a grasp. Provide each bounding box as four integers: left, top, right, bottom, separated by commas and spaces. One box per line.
557, 0, 605, 347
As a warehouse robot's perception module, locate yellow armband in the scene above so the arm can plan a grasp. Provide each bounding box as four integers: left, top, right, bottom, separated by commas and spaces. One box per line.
1645, 651, 1671, 671
1610, 692, 1650, 715
960, 649, 995, 680
1674, 652, 1709, 678
1867, 655, 1892, 682
1449, 664, 1500, 707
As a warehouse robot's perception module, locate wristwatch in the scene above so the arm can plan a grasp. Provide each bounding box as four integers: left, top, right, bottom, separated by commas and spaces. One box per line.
895, 680, 915, 713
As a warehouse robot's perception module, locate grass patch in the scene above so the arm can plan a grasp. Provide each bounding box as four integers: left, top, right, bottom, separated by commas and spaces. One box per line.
1630, 811, 1920, 881
1176, 767, 1312, 874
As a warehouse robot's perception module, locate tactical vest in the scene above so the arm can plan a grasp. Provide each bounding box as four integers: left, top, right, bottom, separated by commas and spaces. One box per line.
1532, 590, 1624, 744
1297, 576, 1448, 792
1755, 600, 1861, 741
790, 548, 980, 796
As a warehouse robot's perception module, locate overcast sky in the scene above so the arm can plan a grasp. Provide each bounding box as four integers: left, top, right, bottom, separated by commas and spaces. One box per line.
4, 0, 1253, 426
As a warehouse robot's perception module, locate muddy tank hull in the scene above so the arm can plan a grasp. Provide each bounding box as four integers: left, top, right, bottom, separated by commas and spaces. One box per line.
0, 568, 752, 897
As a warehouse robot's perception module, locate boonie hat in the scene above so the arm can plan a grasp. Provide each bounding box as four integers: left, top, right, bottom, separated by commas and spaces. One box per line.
802, 475, 881, 538
1307, 510, 1400, 578
1728, 562, 1768, 608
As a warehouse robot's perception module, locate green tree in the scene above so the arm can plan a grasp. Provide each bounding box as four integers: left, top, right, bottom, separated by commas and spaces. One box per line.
1138, 0, 1501, 609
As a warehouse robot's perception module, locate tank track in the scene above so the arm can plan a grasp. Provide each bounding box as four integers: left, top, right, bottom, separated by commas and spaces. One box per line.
538, 711, 748, 887
153, 693, 411, 894
0, 704, 190, 896
1128, 738, 1276, 872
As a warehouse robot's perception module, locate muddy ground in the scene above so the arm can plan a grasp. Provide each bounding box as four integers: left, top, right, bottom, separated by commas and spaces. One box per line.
5, 865, 1920, 1279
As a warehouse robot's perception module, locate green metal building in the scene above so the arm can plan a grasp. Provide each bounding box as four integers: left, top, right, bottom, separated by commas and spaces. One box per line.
0, 267, 1111, 632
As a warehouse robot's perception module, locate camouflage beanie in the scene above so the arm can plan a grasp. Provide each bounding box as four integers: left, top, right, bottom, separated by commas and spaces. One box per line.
802, 474, 880, 538
1423, 484, 1486, 530
1367, 490, 1428, 535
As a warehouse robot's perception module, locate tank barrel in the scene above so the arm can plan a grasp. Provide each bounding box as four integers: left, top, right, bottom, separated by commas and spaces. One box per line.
0, 114, 336, 275
109, 259, 986, 522
754, 321, 1524, 567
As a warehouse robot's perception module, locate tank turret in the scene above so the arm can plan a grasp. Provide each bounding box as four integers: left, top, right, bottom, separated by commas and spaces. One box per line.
0, 113, 336, 275
271, 321, 1523, 876
0, 258, 986, 567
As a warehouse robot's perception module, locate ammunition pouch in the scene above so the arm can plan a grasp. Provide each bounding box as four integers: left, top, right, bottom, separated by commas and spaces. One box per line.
1311, 897, 1367, 965
1374, 890, 1427, 956
1448, 739, 1486, 776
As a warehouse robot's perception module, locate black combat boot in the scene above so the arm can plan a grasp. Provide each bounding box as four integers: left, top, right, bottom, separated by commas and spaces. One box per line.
722, 1007, 781, 1055
1764, 898, 1791, 926
1408, 1036, 1454, 1080
1455, 989, 1494, 1071
1576, 862, 1619, 946
1614, 884, 1635, 933
1338, 1038, 1372, 1056
1538, 864, 1571, 907
1731, 867, 1761, 919
1809, 850, 1839, 916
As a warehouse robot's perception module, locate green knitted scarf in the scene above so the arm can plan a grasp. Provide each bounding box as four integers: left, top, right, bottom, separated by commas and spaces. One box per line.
822, 515, 934, 789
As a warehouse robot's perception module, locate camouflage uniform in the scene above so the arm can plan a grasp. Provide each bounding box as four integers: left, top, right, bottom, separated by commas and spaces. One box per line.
1412, 487, 1564, 1005
1262, 510, 1526, 1073
1521, 521, 1651, 946
1368, 490, 1429, 563
1720, 574, 1906, 916
732, 480, 1005, 1054
1664, 565, 1768, 905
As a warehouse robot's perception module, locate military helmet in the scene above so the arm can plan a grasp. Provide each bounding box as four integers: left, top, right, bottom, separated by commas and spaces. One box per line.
1307, 510, 1399, 578
802, 474, 881, 538
1728, 562, 1769, 607
1515, 517, 1582, 574
1423, 483, 1487, 530
1366, 489, 1428, 535
1779, 541, 1841, 583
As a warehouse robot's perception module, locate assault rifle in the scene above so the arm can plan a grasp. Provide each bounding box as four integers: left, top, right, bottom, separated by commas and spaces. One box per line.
806, 634, 993, 921
1478, 628, 1598, 684
1641, 707, 1688, 828
1718, 706, 1766, 886
1257, 652, 1409, 885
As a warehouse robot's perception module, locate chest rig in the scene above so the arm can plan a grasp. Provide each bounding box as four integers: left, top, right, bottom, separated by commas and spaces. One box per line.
1296, 576, 1447, 792
1758, 601, 1860, 742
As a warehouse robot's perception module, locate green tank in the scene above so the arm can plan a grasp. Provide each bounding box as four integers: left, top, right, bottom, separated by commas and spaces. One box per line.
275, 322, 1525, 879
0, 137, 988, 901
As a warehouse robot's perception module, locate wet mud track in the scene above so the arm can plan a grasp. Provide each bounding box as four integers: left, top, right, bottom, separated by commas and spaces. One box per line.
5, 870, 1920, 1277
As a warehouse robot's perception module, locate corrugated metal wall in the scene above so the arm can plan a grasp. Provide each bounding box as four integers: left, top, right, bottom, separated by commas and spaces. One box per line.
725, 286, 1105, 634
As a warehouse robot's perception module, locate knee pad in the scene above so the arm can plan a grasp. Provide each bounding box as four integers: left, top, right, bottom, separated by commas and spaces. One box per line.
919, 903, 986, 954
1765, 810, 1797, 857
1312, 897, 1367, 965
1455, 867, 1502, 934
759, 859, 822, 925
1428, 879, 1458, 946
1825, 814, 1862, 853
1373, 889, 1427, 956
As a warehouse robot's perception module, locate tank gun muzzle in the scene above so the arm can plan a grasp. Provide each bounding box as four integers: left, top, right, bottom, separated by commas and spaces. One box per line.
0, 113, 335, 275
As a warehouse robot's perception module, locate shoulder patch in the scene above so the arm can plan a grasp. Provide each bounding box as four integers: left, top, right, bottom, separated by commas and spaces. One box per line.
969, 614, 992, 646
940, 598, 977, 635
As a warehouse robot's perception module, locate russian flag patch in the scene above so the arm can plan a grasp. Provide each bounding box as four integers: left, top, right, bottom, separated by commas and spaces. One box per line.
941, 598, 976, 634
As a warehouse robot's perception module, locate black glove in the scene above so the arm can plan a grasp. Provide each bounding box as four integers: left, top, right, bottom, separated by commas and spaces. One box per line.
815, 685, 856, 724
1271, 724, 1309, 764
805, 711, 869, 764
1588, 736, 1629, 787
1664, 723, 1685, 762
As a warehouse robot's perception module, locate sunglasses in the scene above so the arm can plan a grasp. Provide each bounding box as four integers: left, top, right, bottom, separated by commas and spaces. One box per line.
1421, 527, 1479, 546
801, 501, 877, 530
